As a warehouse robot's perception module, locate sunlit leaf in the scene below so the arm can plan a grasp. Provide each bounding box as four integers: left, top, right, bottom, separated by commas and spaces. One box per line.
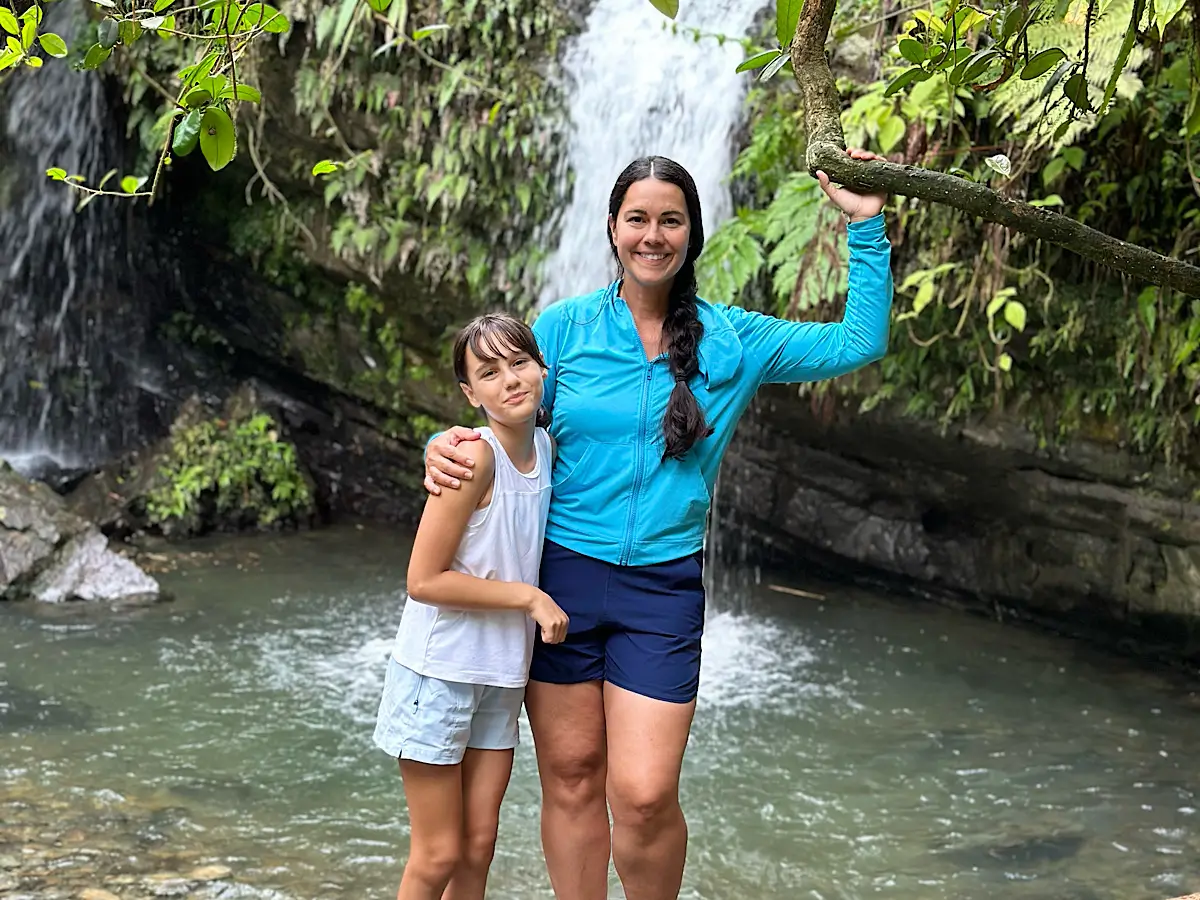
366, 0, 392, 10
998, 352, 1013, 372
82, 42, 111, 68
1004, 300, 1027, 332
984, 153, 1012, 177
1097, 0, 1144, 116
413, 23, 449, 39
0, 8, 18, 35
647, 0, 678, 19
736, 49, 780, 73
312, 159, 340, 175
36, 31, 67, 56
45, 167, 67, 180
776, 0, 802, 47
199, 107, 236, 170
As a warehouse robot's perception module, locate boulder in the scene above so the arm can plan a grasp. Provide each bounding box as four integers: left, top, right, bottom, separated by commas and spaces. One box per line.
0, 461, 160, 604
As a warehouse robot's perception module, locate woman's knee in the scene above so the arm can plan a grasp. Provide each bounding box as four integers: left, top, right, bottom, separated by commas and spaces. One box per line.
608, 773, 682, 827
542, 743, 606, 805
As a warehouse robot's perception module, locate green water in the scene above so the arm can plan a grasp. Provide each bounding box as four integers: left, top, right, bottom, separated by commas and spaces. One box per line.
2, 524, 1198, 900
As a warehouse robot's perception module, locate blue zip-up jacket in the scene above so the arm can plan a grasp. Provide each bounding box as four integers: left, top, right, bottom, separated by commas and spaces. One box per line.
531, 212, 893, 567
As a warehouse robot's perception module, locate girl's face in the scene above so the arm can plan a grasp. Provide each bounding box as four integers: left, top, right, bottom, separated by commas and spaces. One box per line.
609, 178, 691, 293
459, 339, 546, 427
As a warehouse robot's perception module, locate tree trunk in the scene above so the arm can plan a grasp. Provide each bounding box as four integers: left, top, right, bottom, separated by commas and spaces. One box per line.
789, 0, 1200, 298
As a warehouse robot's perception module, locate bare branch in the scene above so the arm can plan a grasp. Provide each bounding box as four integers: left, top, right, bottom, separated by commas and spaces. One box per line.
789, 0, 1200, 298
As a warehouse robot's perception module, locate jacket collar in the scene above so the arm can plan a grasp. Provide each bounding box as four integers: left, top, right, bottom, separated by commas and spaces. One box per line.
600, 281, 742, 389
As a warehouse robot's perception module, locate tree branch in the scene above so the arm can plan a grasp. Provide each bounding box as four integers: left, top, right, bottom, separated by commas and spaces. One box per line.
789, 0, 1200, 298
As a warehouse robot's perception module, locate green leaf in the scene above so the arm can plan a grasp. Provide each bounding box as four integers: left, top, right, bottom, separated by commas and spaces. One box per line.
37, 32, 67, 57
366, 0, 392, 10
199, 107, 236, 170
1020, 47, 1065, 80
153, 0, 176, 10
311, 159, 340, 176
172, 107, 203, 156
142, 15, 166, 29
647, 0, 678, 19
20, 15, 35, 50
1185, 99, 1200, 138
0, 49, 20, 70
897, 38, 926, 64
20, 4, 40, 26
878, 114, 905, 154
413, 22, 449, 39
1041, 157, 1067, 185
220, 83, 262, 103
986, 287, 1015, 318
776, 0, 802, 48
120, 175, 144, 194
963, 49, 999, 82
884, 66, 932, 97
997, 352, 1012, 372
98, 168, 117, 190
46, 167, 67, 180
24, 54, 42, 67
736, 48, 781, 73
82, 42, 111, 68
913, 280, 935, 314
1004, 300, 1027, 331
1063, 72, 1090, 111
0, 8, 18, 35
516, 182, 532, 215
1097, 0, 1144, 116
758, 50, 790, 81
183, 87, 212, 108
237, 2, 288, 33
1027, 194, 1063, 207
97, 17, 119, 48
117, 19, 143, 45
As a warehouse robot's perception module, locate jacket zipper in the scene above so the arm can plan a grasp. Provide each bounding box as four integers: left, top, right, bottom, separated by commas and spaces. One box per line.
621, 364, 654, 566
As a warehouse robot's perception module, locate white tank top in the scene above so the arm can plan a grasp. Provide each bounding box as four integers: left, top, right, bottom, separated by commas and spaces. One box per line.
392, 426, 553, 688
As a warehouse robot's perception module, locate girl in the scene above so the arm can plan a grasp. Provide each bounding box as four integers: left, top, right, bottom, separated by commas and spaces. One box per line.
373, 312, 569, 900
421, 148, 892, 900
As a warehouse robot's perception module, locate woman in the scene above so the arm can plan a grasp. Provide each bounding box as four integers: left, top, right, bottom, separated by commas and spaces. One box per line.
422, 148, 892, 900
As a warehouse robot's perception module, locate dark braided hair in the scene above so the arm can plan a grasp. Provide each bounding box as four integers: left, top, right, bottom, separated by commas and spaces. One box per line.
607, 156, 712, 460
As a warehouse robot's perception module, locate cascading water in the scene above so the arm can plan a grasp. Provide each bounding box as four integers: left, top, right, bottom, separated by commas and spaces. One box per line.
0, 13, 164, 480
537, 0, 769, 306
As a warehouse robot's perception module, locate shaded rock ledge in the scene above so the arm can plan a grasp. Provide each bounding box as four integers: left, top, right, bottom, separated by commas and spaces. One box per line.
718, 385, 1200, 668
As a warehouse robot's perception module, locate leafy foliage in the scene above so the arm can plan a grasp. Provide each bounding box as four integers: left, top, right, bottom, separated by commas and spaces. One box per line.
700, 0, 1200, 466
146, 412, 313, 528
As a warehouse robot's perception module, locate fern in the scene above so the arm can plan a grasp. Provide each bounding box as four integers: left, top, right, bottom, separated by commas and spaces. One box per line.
990, 0, 1153, 150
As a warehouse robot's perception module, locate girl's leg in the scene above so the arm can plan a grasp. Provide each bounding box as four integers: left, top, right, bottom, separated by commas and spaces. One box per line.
604, 683, 696, 900
525, 679, 610, 900
442, 747, 515, 900
397, 760, 464, 900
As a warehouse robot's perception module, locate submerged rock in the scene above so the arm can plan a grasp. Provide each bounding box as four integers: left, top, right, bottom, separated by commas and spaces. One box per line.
0, 462, 160, 604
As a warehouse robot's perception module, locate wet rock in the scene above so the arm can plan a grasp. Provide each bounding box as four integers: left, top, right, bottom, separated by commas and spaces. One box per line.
721, 387, 1200, 668
188, 864, 232, 881
0, 872, 19, 890
0, 463, 161, 604
936, 830, 1087, 868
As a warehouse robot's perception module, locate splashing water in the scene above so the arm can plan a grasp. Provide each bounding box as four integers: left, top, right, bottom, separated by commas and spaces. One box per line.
537, 0, 768, 306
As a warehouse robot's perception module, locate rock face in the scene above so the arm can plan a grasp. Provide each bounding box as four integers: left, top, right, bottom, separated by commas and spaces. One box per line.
0, 462, 160, 604
718, 385, 1200, 665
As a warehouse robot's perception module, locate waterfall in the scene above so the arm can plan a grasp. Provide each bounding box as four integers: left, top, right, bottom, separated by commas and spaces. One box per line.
0, 14, 164, 480
537, 0, 769, 307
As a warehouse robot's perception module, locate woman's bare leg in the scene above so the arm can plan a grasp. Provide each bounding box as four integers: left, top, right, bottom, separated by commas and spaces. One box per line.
524, 679, 610, 900
604, 683, 696, 900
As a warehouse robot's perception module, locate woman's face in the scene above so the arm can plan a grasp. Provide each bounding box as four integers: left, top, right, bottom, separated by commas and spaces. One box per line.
609, 178, 691, 293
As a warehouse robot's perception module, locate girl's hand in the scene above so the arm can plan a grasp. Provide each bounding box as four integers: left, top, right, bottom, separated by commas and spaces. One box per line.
816, 147, 888, 222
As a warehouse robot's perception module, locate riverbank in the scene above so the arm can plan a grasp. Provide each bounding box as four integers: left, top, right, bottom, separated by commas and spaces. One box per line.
0, 784, 261, 900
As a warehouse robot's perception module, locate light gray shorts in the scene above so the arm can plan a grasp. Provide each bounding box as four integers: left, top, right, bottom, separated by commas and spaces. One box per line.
372, 658, 524, 765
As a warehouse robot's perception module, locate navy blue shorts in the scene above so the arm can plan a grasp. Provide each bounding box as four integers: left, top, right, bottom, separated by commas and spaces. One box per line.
528, 540, 706, 704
